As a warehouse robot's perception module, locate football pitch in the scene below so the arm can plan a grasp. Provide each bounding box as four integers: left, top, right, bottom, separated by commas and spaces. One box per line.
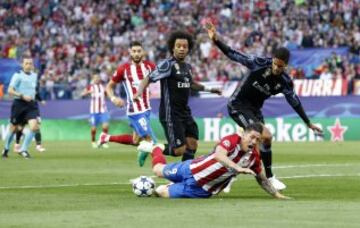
1, 141, 359, 228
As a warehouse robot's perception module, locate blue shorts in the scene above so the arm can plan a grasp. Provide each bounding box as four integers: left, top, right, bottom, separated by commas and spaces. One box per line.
162, 160, 212, 198
128, 110, 157, 142
90, 113, 110, 126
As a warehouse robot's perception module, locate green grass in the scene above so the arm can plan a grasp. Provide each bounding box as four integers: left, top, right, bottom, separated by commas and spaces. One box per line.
1, 141, 360, 228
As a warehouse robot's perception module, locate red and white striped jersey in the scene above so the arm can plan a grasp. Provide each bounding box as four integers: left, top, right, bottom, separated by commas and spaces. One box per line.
112, 60, 155, 115
87, 83, 108, 114
190, 134, 262, 195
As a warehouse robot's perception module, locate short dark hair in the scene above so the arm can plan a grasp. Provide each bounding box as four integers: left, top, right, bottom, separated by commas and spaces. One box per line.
273, 47, 290, 64
167, 31, 194, 55
130, 41, 142, 48
21, 54, 32, 61
245, 123, 263, 134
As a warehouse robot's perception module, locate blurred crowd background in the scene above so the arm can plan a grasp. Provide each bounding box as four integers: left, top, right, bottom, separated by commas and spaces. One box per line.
0, 0, 360, 99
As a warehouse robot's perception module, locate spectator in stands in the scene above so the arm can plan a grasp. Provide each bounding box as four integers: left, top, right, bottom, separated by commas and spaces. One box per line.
0, 0, 359, 98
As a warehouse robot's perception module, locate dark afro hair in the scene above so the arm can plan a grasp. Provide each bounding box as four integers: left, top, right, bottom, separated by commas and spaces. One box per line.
167, 31, 194, 55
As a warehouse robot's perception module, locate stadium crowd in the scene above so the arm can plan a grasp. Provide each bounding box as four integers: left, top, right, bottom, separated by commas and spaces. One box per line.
0, 0, 360, 99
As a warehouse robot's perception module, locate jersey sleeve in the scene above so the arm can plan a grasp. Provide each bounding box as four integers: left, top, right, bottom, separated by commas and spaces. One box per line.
214, 39, 259, 70
148, 59, 173, 83
146, 61, 156, 71
87, 85, 93, 92
281, 74, 310, 125
9, 73, 21, 89
218, 134, 240, 153
112, 65, 125, 83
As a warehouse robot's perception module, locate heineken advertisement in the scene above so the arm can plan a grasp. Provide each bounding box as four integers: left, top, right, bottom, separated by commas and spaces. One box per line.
0, 117, 358, 142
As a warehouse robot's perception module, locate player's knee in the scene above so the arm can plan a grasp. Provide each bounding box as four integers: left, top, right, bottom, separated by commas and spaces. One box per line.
133, 138, 140, 146
9, 124, 17, 132
186, 138, 198, 150
29, 123, 39, 132
262, 128, 272, 145
155, 185, 170, 198
173, 146, 186, 156
152, 164, 164, 177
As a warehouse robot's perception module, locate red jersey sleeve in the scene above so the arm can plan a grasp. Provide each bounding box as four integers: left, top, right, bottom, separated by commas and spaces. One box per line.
218, 134, 240, 154
112, 64, 125, 83
145, 61, 156, 71
87, 85, 92, 92
251, 149, 262, 175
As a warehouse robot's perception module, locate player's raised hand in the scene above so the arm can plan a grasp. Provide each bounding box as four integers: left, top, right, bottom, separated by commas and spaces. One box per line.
308, 123, 324, 137
111, 96, 124, 107
203, 20, 217, 41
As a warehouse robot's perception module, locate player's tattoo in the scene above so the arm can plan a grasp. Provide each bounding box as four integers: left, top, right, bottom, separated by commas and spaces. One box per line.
256, 173, 278, 196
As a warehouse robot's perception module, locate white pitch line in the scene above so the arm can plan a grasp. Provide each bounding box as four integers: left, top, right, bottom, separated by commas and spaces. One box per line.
280, 173, 360, 179
0, 173, 359, 190
273, 163, 358, 169
0, 182, 131, 190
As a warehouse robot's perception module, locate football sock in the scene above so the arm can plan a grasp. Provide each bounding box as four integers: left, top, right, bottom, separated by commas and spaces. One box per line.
182, 148, 196, 161
91, 128, 96, 142
151, 146, 166, 167
260, 144, 273, 178
4, 131, 15, 150
35, 130, 41, 145
109, 134, 134, 145
15, 130, 23, 144
20, 130, 35, 152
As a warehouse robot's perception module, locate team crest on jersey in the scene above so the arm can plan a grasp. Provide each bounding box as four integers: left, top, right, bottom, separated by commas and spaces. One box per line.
238, 152, 255, 167
274, 83, 281, 90
174, 63, 181, 74
176, 139, 182, 146
262, 68, 271, 78
222, 140, 231, 148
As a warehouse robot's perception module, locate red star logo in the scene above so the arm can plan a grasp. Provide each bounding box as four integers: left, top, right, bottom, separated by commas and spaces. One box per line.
327, 118, 348, 142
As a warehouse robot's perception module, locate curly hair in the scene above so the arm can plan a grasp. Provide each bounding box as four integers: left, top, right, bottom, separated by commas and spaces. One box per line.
167, 31, 194, 55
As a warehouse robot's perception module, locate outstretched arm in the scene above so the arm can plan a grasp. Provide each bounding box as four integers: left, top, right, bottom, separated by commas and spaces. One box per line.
205, 21, 256, 69
134, 59, 173, 101
191, 81, 222, 95
283, 83, 323, 136
255, 173, 291, 199
80, 88, 91, 97
106, 80, 125, 107
134, 76, 150, 101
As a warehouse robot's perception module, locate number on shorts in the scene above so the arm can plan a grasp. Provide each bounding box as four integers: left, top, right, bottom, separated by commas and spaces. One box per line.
138, 117, 148, 131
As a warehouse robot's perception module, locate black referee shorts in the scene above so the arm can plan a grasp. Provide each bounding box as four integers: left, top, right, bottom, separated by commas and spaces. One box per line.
160, 116, 199, 150
228, 105, 264, 129
10, 99, 39, 125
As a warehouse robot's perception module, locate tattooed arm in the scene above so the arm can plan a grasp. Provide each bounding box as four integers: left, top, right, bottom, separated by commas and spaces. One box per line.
255, 173, 291, 199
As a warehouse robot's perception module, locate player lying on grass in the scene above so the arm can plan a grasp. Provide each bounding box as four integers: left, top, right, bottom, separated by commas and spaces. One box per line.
143, 122, 290, 199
